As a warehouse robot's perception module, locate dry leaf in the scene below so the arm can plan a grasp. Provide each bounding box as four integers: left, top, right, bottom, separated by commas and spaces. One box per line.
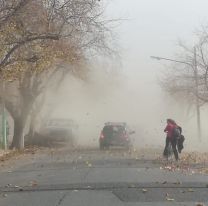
142, 189, 148, 193
187, 188, 194, 192
3, 194, 8, 198
196, 203, 204, 206
166, 197, 175, 201
29, 180, 38, 187
173, 181, 181, 185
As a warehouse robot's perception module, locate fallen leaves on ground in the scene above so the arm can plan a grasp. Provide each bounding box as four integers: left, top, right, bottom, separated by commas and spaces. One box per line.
29, 180, 38, 187
173, 181, 181, 185
159, 152, 208, 175
0, 146, 41, 164
85, 161, 92, 167
187, 188, 195, 192
165, 193, 175, 201
166, 197, 175, 201
5, 184, 12, 188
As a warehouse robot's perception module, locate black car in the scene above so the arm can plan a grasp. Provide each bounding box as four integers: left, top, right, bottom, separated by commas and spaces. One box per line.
99, 122, 134, 149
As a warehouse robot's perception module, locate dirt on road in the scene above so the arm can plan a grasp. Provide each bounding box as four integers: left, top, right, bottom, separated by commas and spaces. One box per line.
0, 146, 207, 176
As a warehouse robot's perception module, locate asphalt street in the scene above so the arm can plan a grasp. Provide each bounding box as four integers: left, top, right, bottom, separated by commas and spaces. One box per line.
0, 147, 207, 206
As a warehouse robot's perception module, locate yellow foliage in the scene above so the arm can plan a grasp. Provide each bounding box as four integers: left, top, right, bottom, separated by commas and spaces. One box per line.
0, 0, 94, 82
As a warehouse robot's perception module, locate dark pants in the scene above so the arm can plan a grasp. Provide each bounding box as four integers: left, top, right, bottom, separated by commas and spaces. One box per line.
163, 136, 179, 160
177, 135, 185, 153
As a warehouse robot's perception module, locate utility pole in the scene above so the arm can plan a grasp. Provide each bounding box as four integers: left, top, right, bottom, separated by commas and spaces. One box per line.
193, 47, 201, 141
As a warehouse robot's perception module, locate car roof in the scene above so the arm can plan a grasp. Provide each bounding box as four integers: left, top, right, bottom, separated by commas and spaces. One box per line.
104, 122, 126, 126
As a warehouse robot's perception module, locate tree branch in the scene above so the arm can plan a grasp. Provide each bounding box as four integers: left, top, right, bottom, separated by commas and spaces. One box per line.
0, 33, 60, 70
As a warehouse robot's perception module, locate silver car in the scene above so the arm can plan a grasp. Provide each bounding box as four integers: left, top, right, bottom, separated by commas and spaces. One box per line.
40, 119, 78, 146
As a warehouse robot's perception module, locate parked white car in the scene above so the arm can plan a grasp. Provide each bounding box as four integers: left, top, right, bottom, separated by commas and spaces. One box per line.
39, 118, 78, 146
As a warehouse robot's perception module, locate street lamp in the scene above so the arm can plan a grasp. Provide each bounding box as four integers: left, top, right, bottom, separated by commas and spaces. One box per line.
150, 56, 192, 67
150, 48, 202, 141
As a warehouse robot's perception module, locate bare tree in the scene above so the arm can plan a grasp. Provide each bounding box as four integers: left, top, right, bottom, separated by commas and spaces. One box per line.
160, 29, 208, 140
162, 37, 208, 104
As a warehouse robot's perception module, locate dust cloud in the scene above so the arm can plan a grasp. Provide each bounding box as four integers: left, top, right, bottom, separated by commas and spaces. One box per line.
41, 61, 208, 153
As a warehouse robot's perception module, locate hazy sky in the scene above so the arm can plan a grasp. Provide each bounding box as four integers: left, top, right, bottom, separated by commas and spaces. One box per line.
107, 0, 208, 80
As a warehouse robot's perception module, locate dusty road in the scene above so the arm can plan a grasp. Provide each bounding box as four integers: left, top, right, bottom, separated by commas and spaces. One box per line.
0, 147, 207, 206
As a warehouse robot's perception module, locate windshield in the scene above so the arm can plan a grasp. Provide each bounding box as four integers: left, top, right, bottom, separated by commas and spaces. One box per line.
47, 120, 73, 127
0, 1, 207, 205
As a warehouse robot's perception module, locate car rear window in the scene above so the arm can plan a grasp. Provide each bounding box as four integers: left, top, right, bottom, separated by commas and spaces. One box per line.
103, 125, 125, 136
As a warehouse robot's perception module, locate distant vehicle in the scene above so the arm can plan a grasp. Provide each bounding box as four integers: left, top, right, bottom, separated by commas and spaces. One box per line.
99, 122, 135, 150
39, 118, 78, 146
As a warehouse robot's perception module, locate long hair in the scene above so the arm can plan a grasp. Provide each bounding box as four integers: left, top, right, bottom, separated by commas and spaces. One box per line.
167, 119, 176, 125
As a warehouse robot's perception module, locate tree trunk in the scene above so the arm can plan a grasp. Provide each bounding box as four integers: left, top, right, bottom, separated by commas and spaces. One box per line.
25, 118, 35, 145
28, 122, 35, 139
10, 117, 24, 149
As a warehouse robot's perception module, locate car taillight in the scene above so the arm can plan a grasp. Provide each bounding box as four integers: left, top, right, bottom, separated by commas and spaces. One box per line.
100, 132, 104, 139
